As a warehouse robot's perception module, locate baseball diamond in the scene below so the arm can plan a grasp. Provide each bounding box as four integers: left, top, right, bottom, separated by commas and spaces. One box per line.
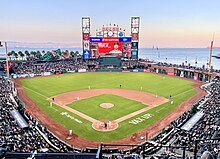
14, 72, 205, 148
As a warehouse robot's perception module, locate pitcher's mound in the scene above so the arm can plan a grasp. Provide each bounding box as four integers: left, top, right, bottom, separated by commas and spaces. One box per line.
100, 103, 114, 108
92, 120, 118, 131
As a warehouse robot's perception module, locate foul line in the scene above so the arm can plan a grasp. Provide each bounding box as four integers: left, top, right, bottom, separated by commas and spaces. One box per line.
155, 107, 167, 113
171, 88, 194, 98
23, 86, 48, 99
23, 86, 58, 111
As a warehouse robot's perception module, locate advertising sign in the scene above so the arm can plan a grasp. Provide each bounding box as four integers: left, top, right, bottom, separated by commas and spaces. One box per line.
118, 32, 124, 37
90, 37, 102, 42
132, 33, 139, 41
98, 41, 122, 54
83, 33, 90, 40
90, 43, 98, 57
83, 41, 90, 50
119, 37, 132, 42
132, 42, 138, 49
122, 43, 131, 57
78, 69, 87, 73
132, 50, 138, 56
83, 50, 90, 59
89, 37, 132, 57
102, 38, 119, 42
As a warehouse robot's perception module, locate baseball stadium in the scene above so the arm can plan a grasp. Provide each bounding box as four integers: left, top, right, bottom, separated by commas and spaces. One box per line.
0, 17, 220, 159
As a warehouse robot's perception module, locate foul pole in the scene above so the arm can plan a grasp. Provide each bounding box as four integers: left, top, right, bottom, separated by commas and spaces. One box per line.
5, 42, 10, 78
208, 33, 214, 82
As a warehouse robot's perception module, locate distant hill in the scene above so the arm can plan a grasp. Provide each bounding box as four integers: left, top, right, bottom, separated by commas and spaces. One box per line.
6, 41, 81, 49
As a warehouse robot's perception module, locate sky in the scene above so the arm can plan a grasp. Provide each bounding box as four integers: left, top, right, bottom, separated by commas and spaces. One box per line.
0, 0, 220, 48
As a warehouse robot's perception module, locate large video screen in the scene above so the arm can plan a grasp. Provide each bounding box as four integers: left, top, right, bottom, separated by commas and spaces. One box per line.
90, 37, 132, 58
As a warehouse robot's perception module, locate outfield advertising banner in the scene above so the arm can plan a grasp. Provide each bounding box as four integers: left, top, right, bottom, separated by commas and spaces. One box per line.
41, 72, 51, 76
130, 69, 142, 72
78, 69, 87, 73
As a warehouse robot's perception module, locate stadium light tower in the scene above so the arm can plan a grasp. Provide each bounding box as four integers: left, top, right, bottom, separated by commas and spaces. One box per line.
0, 41, 10, 78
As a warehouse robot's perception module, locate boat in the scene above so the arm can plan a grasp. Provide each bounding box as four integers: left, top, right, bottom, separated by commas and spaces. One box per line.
212, 54, 220, 59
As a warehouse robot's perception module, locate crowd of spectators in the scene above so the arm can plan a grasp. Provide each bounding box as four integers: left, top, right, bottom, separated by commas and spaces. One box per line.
0, 77, 77, 154
1, 58, 220, 158
135, 81, 220, 158
12, 59, 99, 75
156, 61, 214, 73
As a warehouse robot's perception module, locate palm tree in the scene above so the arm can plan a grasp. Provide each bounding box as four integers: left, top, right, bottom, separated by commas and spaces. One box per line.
18, 51, 24, 60
7, 51, 14, 60
30, 51, 37, 58
36, 51, 42, 59
70, 51, 75, 58
14, 52, 18, 60
24, 50, 30, 59
9, 51, 16, 60
20, 52, 25, 60
75, 51, 80, 56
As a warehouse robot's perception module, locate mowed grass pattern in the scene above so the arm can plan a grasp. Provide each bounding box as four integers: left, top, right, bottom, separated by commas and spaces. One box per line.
21, 72, 196, 141
67, 94, 147, 120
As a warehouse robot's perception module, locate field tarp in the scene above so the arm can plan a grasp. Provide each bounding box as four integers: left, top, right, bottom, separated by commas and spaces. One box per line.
10, 110, 29, 128
181, 111, 204, 131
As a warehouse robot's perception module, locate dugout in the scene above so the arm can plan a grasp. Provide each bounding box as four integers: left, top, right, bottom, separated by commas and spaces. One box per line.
99, 56, 121, 67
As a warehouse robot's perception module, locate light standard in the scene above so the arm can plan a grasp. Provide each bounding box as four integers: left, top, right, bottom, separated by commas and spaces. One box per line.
195, 57, 197, 67
0, 41, 10, 78
185, 56, 187, 65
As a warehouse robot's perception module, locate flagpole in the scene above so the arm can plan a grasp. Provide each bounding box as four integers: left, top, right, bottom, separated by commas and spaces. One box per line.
208, 33, 214, 82
5, 42, 10, 78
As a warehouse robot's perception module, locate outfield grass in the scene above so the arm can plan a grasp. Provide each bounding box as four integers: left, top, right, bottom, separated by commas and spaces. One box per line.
67, 94, 147, 120
20, 72, 196, 141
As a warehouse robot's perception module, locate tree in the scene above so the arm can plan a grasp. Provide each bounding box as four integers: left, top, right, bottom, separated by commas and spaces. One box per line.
75, 51, 80, 56
30, 51, 37, 58
25, 50, 30, 58
7, 51, 14, 60
70, 51, 75, 58
36, 51, 42, 59
20, 52, 25, 60
18, 51, 24, 60
14, 52, 18, 60
10, 51, 18, 60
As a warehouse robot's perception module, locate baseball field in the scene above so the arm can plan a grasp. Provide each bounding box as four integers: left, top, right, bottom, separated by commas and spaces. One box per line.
20, 72, 196, 142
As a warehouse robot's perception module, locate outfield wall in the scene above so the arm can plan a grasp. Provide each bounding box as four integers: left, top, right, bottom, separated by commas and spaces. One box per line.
10, 67, 210, 83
